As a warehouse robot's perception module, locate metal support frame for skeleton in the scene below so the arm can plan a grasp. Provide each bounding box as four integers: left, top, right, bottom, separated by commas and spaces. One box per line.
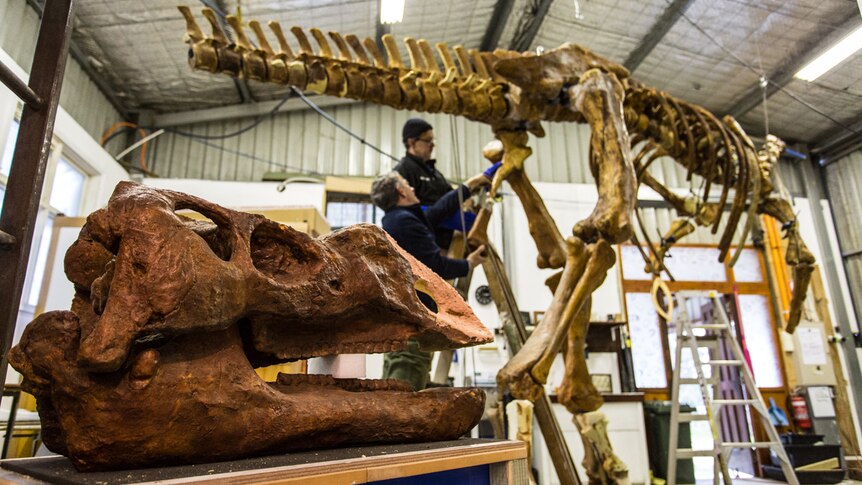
179, 10, 816, 482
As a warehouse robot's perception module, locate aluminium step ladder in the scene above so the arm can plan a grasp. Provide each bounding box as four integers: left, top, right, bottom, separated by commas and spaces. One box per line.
667, 291, 798, 485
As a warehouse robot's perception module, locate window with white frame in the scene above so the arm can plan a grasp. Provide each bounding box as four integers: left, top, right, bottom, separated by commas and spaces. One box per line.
0, 118, 19, 214
0, 109, 90, 322
25, 157, 87, 308
620, 243, 783, 390
0, 118, 19, 177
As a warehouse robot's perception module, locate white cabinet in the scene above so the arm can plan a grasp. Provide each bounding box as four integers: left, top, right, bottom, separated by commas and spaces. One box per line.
532, 398, 650, 485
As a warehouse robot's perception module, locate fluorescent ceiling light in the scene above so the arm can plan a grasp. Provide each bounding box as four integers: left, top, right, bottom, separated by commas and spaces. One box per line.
380, 0, 405, 24
795, 25, 862, 82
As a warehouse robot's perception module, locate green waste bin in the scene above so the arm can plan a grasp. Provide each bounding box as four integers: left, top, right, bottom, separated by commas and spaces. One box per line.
643, 400, 696, 483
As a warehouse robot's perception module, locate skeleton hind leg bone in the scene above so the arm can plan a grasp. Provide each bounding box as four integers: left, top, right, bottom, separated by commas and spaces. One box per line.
494, 68, 636, 484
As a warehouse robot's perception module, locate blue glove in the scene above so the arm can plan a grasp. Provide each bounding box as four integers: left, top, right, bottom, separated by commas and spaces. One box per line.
439, 210, 477, 232
484, 161, 503, 180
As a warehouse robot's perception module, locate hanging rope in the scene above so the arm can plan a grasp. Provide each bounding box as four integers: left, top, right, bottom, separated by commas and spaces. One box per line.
448, 116, 470, 240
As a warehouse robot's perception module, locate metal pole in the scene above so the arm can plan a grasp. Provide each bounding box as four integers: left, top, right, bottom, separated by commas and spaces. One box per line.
0, 0, 76, 392
0, 63, 42, 111
800, 154, 862, 446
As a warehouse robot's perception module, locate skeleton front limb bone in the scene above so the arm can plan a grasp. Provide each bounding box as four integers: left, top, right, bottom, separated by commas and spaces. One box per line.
531, 239, 615, 385
498, 69, 633, 404
757, 197, 815, 333
556, 296, 603, 413
484, 132, 568, 269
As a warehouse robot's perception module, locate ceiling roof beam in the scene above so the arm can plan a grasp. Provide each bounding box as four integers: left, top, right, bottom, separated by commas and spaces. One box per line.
480, 0, 517, 51
812, 111, 862, 154
811, 111, 862, 165
509, 0, 555, 52
623, 0, 695, 72
727, 11, 860, 120
150, 95, 357, 128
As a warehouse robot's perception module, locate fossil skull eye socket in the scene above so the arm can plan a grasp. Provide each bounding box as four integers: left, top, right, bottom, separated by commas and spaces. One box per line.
175, 208, 232, 261
250, 220, 322, 276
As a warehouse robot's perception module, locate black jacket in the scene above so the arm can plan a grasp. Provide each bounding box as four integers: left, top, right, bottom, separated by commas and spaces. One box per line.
381, 185, 471, 280
394, 154, 457, 249
393, 154, 452, 206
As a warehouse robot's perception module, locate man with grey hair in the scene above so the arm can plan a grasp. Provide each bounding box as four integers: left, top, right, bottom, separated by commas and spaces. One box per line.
370, 169, 495, 390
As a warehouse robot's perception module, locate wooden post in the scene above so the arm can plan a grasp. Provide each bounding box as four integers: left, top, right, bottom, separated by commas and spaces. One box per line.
483, 244, 582, 485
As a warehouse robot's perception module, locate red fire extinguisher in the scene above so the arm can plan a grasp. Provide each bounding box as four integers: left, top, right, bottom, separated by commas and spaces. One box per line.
790, 395, 812, 429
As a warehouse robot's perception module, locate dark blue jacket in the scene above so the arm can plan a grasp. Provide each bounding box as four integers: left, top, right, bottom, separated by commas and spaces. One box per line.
382, 185, 471, 280
394, 153, 456, 249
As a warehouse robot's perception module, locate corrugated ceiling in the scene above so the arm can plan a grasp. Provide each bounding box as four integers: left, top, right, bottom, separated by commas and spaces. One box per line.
40, 0, 862, 151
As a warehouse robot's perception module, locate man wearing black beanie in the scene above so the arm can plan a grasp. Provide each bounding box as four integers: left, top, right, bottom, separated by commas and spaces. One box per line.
394, 118, 457, 247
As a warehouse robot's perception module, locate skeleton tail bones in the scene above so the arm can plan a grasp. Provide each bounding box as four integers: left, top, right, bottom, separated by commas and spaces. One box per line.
178, 9, 814, 481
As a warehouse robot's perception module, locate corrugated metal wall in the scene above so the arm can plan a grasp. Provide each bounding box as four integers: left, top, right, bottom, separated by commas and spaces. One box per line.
147, 98, 803, 250
824, 150, 862, 321
148, 100, 701, 185
0, 0, 124, 155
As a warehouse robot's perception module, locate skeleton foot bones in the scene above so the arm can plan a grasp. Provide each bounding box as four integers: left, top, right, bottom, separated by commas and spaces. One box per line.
10, 182, 492, 471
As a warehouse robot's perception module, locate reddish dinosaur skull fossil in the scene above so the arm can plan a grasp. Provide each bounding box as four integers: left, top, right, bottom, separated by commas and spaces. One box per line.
9, 181, 492, 471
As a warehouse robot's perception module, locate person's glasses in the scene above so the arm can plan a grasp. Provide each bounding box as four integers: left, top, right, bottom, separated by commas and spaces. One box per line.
417, 137, 435, 146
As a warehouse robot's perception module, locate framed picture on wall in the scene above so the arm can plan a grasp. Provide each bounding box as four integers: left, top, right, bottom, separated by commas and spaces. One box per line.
591, 374, 613, 393
532, 311, 545, 326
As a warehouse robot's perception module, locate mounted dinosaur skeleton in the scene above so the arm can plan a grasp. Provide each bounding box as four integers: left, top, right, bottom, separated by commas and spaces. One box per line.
175, 8, 814, 482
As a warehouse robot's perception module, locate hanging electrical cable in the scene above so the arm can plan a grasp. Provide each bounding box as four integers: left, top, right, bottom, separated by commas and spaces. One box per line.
101, 122, 153, 174
289, 87, 400, 163
164, 89, 296, 140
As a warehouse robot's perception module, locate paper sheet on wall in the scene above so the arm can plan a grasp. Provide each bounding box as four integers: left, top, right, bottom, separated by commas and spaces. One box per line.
808, 386, 836, 418
797, 327, 827, 365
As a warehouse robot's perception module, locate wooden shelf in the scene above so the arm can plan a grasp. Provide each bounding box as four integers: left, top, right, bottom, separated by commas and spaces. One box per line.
0, 439, 528, 485
549, 392, 645, 404
589, 320, 628, 326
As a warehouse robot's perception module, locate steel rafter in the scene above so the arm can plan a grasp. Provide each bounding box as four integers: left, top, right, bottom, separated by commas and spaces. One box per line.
480, 0, 517, 52
509, 0, 555, 52
623, 0, 695, 72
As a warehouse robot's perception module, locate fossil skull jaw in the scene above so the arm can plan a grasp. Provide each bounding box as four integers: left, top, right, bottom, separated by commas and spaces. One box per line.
10, 310, 485, 471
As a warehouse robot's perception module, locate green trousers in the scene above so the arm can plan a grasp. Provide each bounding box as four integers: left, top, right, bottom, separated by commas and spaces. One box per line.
382, 340, 432, 391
